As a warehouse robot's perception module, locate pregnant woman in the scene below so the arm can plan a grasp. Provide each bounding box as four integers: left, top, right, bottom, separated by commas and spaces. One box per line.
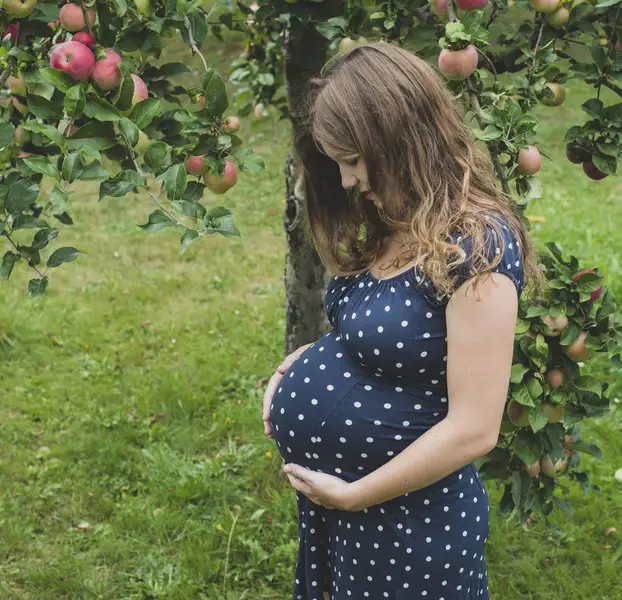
262, 42, 542, 600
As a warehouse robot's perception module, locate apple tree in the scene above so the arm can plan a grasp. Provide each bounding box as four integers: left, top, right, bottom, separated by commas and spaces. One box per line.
215, 0, 622, 525
0, 0, 265, 297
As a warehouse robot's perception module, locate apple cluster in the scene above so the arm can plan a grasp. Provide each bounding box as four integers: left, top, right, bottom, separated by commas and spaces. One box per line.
185, 117, 241, 194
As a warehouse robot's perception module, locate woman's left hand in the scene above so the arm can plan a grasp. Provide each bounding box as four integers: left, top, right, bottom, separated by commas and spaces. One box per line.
282, 463, 360, 511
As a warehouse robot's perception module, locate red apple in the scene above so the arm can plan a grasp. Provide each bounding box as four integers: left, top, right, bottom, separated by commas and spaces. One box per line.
49, 41, 95, 82
616, 40, 621, 52
59, 3, 96, 32
506, 399, 530, 427
185, 155, 209, 176
17, 151, 31, 158
563, 331, 593, 362
3, 0, 38, 18
431, 0, 448, 14
456, 0, 489, 9
541, 314, 568, 337
528, 0, 560, 13
14, 126, 30, 145
566, 143, 588, 164
541, 82, 566, 106
223, 116, 241, 134
546, 6, 570, 26
517, 145, 542, 175
7, 75, 27, 96
92, 49, 122, 90
526, 461, 541, 478
582, 161, 608, 180
438, 45, 479, 80
204, 159, 238, 194
2, 23, 19, 41
572, 269, 603, 301
130, 74, 149, 105
72, 32, 96, 46
542, 402, 564, 424
253, 102, 265, 117
546, 369, 565, 388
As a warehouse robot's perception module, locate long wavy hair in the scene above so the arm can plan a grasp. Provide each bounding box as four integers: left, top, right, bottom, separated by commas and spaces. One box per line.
294, 41, 544, 302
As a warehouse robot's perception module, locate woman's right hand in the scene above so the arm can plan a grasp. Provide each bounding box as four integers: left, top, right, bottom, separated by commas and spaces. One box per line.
262, 343, 313, 439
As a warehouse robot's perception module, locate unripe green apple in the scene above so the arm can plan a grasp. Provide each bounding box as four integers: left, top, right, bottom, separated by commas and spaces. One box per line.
135, 0, 155, 17
3, 0, 39, 18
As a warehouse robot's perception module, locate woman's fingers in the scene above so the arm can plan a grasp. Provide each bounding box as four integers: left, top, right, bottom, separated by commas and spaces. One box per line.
262, 370, 284, 437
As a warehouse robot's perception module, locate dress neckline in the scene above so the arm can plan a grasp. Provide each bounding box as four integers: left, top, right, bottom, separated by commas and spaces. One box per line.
366, 262, 419, 283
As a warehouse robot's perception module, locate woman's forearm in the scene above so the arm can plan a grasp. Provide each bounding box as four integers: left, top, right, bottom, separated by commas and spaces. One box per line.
347, 417, 493, 511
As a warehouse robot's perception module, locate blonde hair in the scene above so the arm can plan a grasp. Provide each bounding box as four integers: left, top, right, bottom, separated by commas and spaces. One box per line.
294, 41, 544, 302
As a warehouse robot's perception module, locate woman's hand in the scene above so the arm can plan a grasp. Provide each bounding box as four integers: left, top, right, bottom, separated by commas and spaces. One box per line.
262, 343, 313, 439
283, 463, 360, 511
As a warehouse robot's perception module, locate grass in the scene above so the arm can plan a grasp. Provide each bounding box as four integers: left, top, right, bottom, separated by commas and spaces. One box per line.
1, 33, 622, 600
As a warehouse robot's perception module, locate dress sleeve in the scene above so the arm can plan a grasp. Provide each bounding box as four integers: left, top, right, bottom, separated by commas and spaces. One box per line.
420, 215, 526, 308
450, 216, 525, 299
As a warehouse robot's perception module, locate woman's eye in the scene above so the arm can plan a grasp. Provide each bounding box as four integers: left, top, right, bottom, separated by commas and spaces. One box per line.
345, 157, 358, 166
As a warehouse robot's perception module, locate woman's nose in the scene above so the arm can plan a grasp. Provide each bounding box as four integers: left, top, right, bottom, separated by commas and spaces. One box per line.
340, 170, 358, 190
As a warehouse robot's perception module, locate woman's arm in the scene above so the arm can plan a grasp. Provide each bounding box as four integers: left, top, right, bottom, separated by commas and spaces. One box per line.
346, 273, 519, 511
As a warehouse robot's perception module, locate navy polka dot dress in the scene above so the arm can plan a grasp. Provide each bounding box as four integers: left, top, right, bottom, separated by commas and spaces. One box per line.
270, 213, 525, 600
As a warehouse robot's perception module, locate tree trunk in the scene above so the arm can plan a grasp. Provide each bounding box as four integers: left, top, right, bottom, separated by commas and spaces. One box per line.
282, 14, 343, 356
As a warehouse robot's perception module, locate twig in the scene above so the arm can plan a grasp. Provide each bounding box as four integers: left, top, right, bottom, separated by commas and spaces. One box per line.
0, 56, 17, 88
4, 231, 46, 278
485, 0, 501, 29
79, 0, 94, 39
221, 510, 240, 599
446, 0, 511, 196
527, 17, 545, 86
411, 5, 440, 28
123, 137, 202, 234
183, 14, 209, 72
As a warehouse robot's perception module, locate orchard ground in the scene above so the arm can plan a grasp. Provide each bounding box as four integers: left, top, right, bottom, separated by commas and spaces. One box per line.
1, 35, 622, 600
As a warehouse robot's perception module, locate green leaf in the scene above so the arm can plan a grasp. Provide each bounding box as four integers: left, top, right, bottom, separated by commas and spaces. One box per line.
22, 156, 60, 179
12, 215, 48, 230
115, 67, 135, 112
113, 0, 127, 16
164, 164, 188, 201
26, 94, 63, 119
559, 321, 581, 346
78, 163, 111, 183
62, 153, 81, 183
118, 117, 139, 147
28, 276, 49, 297
158, 62, 192, 77
32, 228, 60, 250
472, 124, 502, 141
594, 0, 621, 8
590, 44, 608, 72
47, 246, 81, 268
571, 439, 604, 459
527, 406, 548, 433
205, 215, 240, 238
144, 142, 170, 170
21, 122, 64, 146
138, 210, 176, 232
510, 364, 528, 384
574, 376, 602, 396
512, 429, 542, 467
525, 306, 549, 318
232, 148, 264, 173
84, 95, 123, 121
40, 68, 76, 92
130, 99, 161, 129
6, 180, 39, 215
99, 170, 146, 200
512, 384, 535, 407
552, 496, 574, 516
64, 85, 85, 118
201, 69, 228, 117
0, 251, 21, 280
181, 229, 199, 252
66, 121, 116, 151
0, 121, 15, 147
592, 154, 617, 176
526, 376, 543, 400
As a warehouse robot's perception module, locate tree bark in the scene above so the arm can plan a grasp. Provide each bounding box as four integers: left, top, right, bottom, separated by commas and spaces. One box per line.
283, 16, 342, 356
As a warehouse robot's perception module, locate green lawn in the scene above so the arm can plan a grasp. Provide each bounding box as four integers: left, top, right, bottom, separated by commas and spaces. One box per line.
1, 36, 621, 600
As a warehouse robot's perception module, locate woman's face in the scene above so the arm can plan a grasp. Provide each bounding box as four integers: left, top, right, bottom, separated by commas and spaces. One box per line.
322, 146, 382, 208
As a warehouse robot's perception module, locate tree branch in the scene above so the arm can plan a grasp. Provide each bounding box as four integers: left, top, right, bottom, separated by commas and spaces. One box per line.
0, 56, 17, 88
79, 0, 94, 39
410, 5, 441, 28
602, 78, 622, 98
183, 15, 209, 72
446, 0, 511, 196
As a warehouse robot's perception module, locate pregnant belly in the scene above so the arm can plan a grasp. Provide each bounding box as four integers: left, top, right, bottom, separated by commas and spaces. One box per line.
270, 330, 448, 483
